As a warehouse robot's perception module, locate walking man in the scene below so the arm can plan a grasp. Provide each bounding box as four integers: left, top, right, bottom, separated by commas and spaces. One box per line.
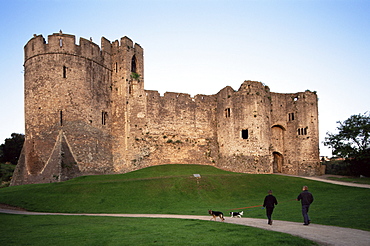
263, 190, 278, 225
297, 186, 314, 225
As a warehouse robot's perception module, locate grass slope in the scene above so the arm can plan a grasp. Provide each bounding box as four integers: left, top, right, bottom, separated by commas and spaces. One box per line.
1, 164, 370, 231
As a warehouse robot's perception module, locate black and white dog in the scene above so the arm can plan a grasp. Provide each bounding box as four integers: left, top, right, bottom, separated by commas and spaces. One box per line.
229, 211, 244, 218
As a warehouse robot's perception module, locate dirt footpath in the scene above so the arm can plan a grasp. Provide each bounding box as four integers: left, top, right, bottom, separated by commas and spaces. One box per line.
1, 208, 369, 246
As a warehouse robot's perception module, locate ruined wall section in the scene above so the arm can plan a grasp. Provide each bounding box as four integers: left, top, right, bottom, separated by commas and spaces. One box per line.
137, 90, 218, 169
216, 81, 273, 173
110, 37, 146, 172
22, 32, 113, 184
270, 91, 320, 175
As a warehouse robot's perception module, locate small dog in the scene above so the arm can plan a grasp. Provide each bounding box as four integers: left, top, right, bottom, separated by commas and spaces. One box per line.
208, 209, 225, 221
229, 211, 244, 218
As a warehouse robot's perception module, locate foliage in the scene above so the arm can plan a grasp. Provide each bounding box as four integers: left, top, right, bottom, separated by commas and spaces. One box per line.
130, 72, 140, 80
0, 214, 317, 246
1, 164, 369, 231
324, 112, 370, 176
323, 160, 352, 176
0, 133, 24, 165
0, 163, 16, 186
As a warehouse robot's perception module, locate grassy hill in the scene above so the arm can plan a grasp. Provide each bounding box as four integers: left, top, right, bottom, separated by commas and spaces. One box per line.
1, 164, 369, 231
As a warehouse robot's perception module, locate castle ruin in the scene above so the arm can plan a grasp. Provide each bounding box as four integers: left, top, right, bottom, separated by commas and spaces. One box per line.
11, 32, 321, 185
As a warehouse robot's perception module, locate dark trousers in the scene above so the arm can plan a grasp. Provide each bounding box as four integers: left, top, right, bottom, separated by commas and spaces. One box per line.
302, 205, 310, 224
266, 207, 274, 222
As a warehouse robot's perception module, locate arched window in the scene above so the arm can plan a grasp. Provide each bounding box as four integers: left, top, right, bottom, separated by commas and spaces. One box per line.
131, 55, 137, 73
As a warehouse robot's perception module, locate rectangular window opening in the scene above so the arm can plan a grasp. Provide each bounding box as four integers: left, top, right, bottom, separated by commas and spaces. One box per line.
225, 108, 231, 118
298, 127, 308, 136
289, 113, 295, 121
241, 129, 249, 139
102, 111, 108, 125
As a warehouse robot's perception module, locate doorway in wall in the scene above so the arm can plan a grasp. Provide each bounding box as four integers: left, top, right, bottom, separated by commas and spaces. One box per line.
273, 152, 283, 173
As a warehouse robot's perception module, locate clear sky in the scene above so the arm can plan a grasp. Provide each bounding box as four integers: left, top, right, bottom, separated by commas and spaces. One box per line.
0, 0, 369, 157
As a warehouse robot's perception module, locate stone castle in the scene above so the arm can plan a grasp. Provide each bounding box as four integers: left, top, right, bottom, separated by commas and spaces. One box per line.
11, 32, 321, 186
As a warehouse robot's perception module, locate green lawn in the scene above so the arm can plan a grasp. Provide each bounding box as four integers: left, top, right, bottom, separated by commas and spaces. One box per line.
0, 214, 317, 246
1, 164, 369, 244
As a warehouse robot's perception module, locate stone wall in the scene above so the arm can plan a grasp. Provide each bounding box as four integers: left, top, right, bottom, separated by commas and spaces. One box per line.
11, 32, 321, 186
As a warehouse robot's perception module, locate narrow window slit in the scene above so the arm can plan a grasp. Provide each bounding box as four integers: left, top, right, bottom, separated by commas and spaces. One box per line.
63, 66, 67, 78
60, 110, 63, 126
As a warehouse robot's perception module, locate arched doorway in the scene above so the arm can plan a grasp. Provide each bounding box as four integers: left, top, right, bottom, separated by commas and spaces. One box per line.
273, 152, 283, 173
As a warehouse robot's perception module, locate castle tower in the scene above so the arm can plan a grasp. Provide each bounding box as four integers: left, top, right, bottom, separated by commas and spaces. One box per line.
12, 32, 113, 185
110, 37, 146, 172
269, 90, 320, 175
216, 81, 273, 173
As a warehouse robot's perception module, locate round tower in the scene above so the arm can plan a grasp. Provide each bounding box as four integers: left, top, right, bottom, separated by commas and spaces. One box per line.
17, 32, 113, 184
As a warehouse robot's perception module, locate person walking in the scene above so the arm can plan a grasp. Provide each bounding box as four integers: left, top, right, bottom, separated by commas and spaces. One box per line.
263, 190, 278, 225
297, 186, 314, 225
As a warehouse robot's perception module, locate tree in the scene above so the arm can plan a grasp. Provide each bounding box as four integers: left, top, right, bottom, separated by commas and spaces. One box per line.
324, 112, 370, 176
0, 133, 25, 165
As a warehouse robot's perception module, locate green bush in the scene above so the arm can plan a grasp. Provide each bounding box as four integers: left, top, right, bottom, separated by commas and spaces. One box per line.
0, 163, 16, 186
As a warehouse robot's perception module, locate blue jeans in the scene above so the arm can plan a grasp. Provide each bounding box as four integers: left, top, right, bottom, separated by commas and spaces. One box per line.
302, 205, 310, 224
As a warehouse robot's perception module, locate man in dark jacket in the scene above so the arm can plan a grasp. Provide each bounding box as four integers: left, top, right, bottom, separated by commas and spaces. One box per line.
297, 186, 314, 225
263, 190, 278, 225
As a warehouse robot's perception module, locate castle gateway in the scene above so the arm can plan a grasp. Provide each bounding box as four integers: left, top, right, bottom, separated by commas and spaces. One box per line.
11, 32, 321, 185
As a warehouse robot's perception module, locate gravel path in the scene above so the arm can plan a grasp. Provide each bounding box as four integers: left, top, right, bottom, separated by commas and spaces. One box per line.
1, 208, 369, 246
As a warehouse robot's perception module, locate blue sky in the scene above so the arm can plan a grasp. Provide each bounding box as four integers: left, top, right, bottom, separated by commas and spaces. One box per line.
0, 0, 369, 157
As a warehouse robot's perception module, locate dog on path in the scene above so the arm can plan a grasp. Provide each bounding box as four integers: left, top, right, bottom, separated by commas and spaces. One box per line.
208, 209, 225, 221
229, 211, 243, 218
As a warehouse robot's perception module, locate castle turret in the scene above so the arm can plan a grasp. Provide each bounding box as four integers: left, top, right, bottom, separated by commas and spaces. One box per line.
12, 32, 113, 185
110, 37, 146, 172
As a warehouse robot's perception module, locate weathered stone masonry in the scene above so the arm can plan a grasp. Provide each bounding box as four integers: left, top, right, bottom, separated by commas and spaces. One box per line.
11, 32, 321, 185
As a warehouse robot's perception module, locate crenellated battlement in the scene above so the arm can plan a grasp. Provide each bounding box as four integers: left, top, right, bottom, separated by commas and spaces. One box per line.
24, 32, 112, 68
111, 36, 143, 56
